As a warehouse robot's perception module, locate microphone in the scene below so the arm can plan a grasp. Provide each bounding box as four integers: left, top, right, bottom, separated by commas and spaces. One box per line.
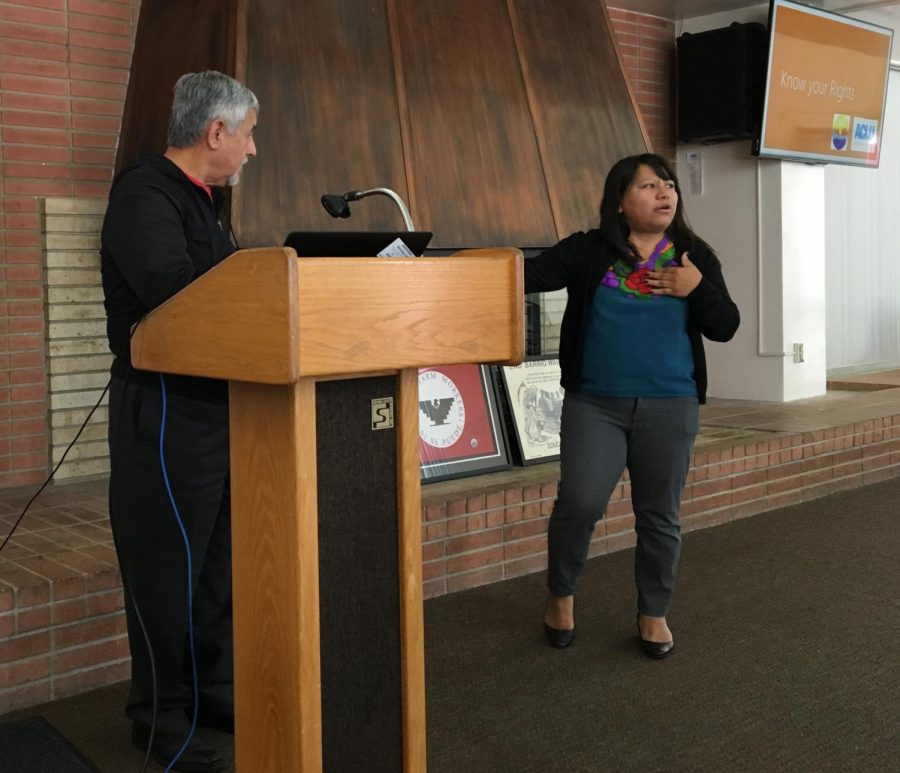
321, 194, 351, 219
320, 187, 415, 232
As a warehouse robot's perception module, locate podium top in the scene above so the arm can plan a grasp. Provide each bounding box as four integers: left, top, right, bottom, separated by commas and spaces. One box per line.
130, 247, 524, 383
284, 231, 433, 257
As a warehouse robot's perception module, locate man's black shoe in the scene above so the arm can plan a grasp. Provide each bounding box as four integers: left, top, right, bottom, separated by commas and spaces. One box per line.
131, 721, 224, 772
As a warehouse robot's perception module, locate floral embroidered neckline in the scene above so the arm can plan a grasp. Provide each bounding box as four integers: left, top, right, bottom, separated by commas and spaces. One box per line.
601, 236, 678, 299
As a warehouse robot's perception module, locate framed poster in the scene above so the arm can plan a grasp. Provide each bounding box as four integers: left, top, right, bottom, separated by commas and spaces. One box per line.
500, 358, 564, 464
418, 364, 511, 483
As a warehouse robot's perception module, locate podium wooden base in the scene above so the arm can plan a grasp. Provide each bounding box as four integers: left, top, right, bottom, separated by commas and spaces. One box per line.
130, 247, 522, 771
229, 371, 425, 772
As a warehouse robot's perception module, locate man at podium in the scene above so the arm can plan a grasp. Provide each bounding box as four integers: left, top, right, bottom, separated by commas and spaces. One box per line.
100, 70, 258, 772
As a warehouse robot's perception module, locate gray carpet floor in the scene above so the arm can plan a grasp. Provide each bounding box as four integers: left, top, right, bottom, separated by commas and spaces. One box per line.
4, 477, 899, 772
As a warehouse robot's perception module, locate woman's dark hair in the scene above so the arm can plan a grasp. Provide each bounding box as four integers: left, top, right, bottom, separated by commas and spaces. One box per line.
598, 153, 704, 265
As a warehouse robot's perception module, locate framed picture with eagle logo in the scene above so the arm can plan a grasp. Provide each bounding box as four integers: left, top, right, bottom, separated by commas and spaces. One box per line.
418, 363, 511, 482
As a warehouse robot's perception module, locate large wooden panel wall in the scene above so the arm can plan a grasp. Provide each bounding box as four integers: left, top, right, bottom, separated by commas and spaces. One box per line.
116, 0, 237, 172
117, 0, 649, 249
509, 0, 650, 238
236, 0, 410, 241
393, 0, 556, 247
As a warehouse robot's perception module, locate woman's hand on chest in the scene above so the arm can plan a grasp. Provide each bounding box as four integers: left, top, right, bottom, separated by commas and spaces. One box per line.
646, 252, 701, 298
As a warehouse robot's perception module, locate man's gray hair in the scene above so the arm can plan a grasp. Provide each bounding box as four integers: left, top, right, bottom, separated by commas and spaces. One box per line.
166, 70, 259, 148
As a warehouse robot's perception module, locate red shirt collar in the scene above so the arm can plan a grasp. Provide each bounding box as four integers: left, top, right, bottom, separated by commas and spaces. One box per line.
184, 172, 212, 199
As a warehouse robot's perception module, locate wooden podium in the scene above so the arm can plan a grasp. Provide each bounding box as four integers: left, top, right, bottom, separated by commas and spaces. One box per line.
130, 246, 524, 772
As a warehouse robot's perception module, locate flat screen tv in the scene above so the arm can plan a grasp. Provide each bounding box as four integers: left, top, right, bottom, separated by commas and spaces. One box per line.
755, 0, 893, 167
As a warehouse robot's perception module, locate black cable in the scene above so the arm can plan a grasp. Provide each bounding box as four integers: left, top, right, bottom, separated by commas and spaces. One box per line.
0, 381, 109, 556
122, 580, 157, 773
0, 360, 157, 772
228, 221, 240, 251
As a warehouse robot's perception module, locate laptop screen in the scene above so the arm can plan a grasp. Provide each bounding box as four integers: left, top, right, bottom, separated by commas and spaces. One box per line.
284, 231, 433, 257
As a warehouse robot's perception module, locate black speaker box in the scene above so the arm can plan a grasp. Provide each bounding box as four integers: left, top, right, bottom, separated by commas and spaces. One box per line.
676, 22, 767, 143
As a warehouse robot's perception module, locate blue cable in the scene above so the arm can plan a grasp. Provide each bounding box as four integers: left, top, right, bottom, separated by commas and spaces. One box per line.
158, 373, 200, 773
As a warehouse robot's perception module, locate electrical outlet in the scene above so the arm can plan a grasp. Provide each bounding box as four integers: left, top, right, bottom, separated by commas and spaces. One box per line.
793, 343, 804, 363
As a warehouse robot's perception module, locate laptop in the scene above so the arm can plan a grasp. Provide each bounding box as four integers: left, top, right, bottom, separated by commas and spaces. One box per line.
284, 231, 433, 257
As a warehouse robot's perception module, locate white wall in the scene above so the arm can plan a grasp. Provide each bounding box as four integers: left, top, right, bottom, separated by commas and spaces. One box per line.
678, 143, 826, 400
824, 74, 900, 372
779, 161, 827, 398
824, 9, 900, 373
677, 4, 898, 399
678, 142, 773, 399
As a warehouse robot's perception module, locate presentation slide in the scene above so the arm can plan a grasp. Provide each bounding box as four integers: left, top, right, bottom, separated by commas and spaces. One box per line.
758, 0, 893, 166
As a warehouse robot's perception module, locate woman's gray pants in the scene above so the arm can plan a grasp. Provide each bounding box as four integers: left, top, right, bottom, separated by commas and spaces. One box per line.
547, 392, 699, 617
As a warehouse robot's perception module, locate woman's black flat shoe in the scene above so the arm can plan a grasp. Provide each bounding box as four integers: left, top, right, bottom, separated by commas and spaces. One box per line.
636, 614, 674, 659
543, 622, 575, 649
638, 636, 674, 659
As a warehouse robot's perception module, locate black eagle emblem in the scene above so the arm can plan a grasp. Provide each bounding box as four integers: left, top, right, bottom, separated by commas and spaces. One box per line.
419, 398, 455, 426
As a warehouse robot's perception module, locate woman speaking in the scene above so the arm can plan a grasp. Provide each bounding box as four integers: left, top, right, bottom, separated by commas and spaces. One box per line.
525, 153, 739, 658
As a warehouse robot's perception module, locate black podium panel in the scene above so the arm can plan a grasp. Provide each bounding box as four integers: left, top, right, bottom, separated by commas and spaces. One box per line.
316, 376, 403, 772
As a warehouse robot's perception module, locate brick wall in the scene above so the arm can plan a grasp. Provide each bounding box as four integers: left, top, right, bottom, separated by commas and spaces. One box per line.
420, 417, 900, 597
0, 545, 128, 712
4, 413, 899, 712
0, 3, 674, 490
0, 0, 141, 487
608, 7, 676, 161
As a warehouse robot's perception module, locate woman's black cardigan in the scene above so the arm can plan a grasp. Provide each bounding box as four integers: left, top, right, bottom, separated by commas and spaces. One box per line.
523, 229, 740, 404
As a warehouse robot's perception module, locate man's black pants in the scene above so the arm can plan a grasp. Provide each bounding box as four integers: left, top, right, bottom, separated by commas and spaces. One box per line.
108, 372, 232, 734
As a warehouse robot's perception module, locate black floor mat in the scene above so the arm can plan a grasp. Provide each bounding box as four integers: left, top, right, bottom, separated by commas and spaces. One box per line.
0, 716, 100, 773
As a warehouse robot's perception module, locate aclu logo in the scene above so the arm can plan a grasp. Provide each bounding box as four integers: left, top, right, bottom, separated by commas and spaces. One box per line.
851, 117, 878, 153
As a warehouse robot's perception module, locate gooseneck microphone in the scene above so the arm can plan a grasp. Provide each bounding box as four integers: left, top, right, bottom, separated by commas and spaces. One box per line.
321, 187, 416, 231
321, 193, 351, 219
